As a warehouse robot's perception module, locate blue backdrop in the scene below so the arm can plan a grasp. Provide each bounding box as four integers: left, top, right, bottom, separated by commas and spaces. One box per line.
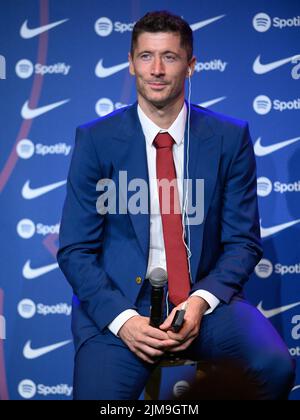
0, 0, 299, 400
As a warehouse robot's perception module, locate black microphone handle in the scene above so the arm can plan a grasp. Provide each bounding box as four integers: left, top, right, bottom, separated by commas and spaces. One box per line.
150, 286, 165, 328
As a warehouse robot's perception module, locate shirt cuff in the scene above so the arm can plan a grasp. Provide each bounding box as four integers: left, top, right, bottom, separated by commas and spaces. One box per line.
190, 290, 220, 315
108, 309, 139, 336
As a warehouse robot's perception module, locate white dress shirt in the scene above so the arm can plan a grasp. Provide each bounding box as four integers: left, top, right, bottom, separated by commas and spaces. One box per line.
108, 102, 220, 336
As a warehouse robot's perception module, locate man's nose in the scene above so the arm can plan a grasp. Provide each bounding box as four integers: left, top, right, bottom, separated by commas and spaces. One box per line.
151, 57, 165, 76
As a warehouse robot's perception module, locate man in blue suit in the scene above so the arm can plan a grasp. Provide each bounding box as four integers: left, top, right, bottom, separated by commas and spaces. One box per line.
57, 11, 295, 400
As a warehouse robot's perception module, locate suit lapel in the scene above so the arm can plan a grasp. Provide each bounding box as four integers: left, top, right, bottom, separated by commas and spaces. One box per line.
111, 103, 150, 260
184, 105, 222, 283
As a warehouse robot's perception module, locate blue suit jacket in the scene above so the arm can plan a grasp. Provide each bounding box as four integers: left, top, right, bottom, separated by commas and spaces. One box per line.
57, 102, 263, 352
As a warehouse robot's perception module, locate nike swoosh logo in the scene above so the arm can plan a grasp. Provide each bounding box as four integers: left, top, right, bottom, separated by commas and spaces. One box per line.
22, 180, 66, 199
292, 385, 300, 392
190, 15, 225, 31
95, 59, 129, 78
254, 136, 300, 157
23, 340, 71, 359
21, 99, 69, 119
23, 260, 59, 279
198, 96, 226, 108
257, 301, 300, 318
20, 18, 69, 39
253, 54, 300, 74
260, 219, 300, 239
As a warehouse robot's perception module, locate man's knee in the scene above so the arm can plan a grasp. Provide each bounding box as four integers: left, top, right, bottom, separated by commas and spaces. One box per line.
73, 335, 152, 400
268, 352, 296, 399
249, 350, 295, 400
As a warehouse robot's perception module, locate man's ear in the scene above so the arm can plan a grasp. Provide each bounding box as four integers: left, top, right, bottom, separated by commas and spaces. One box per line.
186, 56, 197, 78
128, 52, 135, 76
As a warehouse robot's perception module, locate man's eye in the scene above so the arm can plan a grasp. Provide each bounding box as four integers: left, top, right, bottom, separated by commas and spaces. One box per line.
141, 54, 151, 60
165, 55, 176, 62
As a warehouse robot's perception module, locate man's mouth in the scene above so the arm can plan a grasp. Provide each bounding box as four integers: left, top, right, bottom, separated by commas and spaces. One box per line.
147, 81, 168, 89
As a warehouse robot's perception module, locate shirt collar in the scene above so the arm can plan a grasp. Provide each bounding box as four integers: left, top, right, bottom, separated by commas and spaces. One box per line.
137, 102, 187, 147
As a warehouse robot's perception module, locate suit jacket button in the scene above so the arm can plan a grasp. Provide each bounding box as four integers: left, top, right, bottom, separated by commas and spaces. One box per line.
135, 276, 142, 285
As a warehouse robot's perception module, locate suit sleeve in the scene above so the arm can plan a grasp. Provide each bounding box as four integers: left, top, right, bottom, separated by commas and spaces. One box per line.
191, 123, 263, 303
57, 126, 137, 331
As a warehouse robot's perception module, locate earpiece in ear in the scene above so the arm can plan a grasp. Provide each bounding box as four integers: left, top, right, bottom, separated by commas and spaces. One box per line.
188, 67, 192, 76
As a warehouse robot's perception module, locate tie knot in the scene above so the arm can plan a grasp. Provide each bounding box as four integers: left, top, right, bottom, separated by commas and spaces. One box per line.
153, 132, 174, 150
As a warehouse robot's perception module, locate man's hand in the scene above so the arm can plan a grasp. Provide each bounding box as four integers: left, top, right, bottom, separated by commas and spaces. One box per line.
118, 315, 179, 364
159, 296, 209, 352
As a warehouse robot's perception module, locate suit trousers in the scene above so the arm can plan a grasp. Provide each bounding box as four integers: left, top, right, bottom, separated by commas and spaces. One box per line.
73, 281, 295, 400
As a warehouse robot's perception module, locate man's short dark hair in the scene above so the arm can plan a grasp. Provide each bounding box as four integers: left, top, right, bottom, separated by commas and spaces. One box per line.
131, 11, 193, 61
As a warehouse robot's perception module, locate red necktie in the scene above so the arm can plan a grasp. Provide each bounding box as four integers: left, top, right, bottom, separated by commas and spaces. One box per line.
153, 132, 191, 306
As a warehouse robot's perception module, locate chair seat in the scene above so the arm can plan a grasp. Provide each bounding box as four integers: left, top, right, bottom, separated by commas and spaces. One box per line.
157, 352, 197, 367
144, 353, 209, 400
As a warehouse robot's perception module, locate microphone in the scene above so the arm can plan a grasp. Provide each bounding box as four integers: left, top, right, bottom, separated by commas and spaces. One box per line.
149, 267, 168, 328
